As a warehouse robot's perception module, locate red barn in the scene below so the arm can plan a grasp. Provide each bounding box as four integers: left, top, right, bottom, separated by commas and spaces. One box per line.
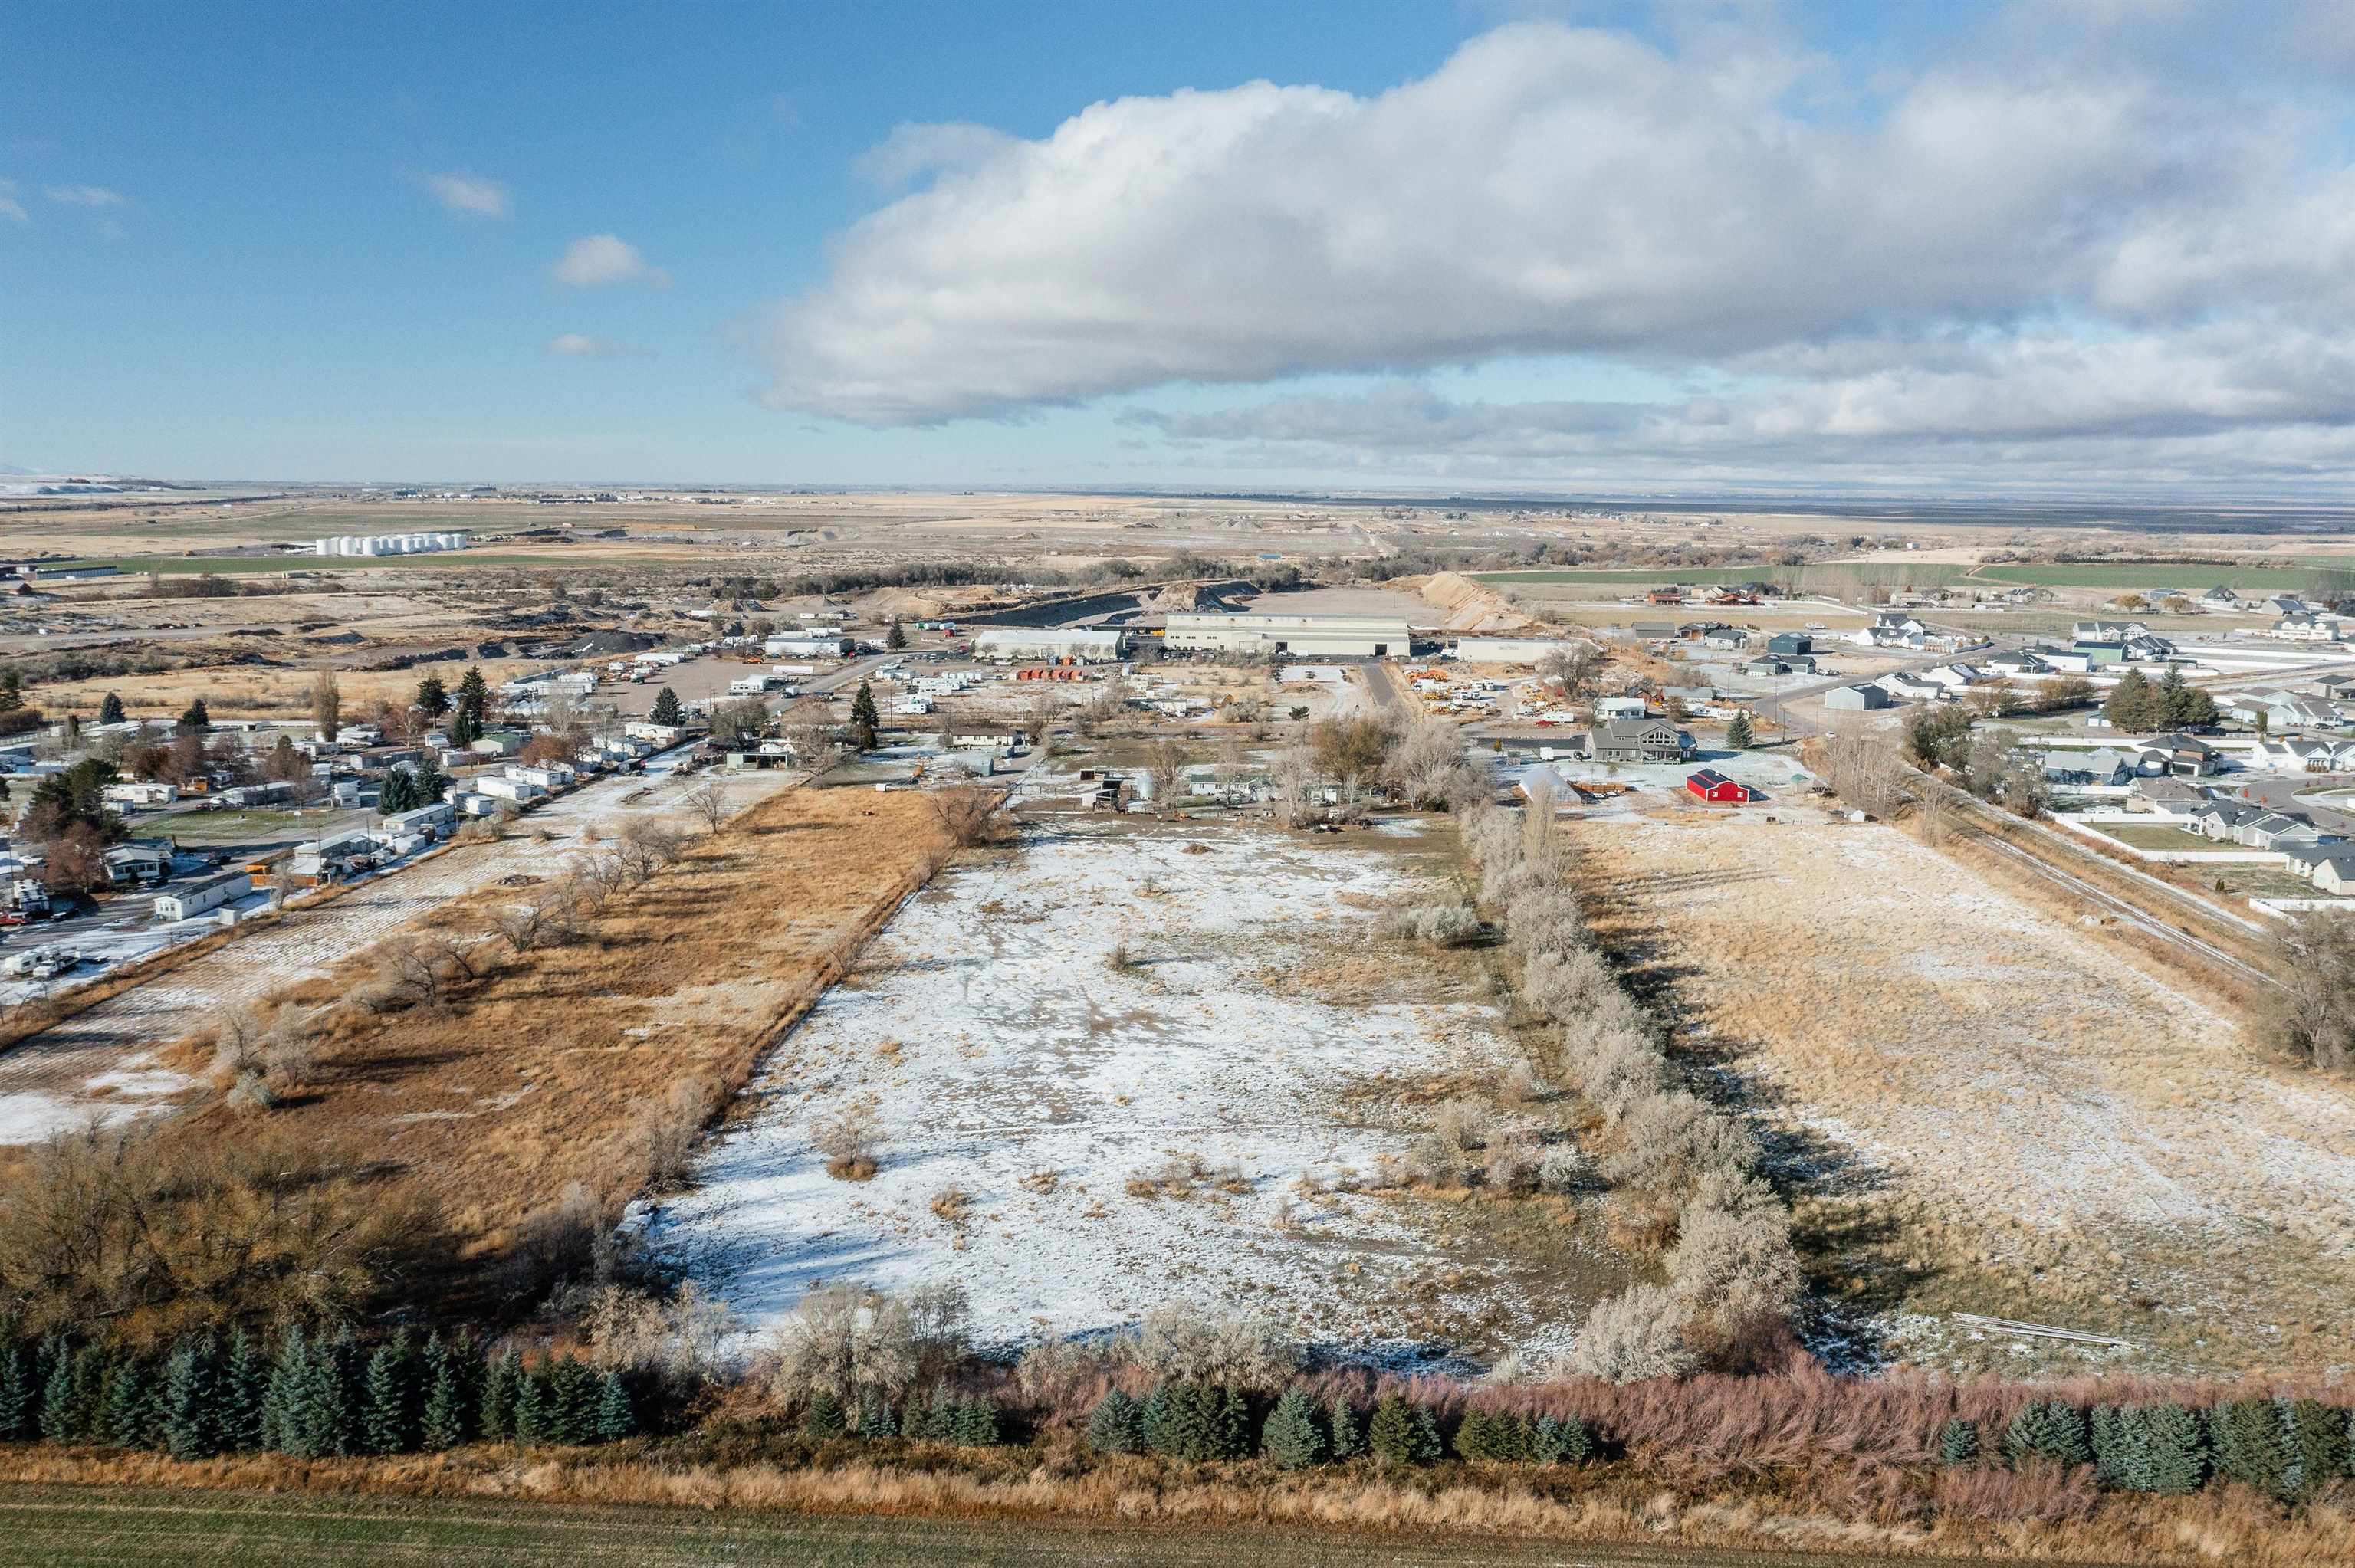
1685, 768, 1753, 805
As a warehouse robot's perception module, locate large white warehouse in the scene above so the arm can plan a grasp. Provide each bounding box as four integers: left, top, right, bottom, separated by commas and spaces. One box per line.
314, 532, 471, 557
972, 626, 1132, 663
1164, 612, 1411, 658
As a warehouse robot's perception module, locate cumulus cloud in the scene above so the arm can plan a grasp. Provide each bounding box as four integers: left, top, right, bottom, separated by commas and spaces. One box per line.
424, 172, 510, 218
553, 233, 669, 288
0, 179, 24, 223
742, 7, 2355, 490
44, 184, 125, 208
545, 333, 643, 357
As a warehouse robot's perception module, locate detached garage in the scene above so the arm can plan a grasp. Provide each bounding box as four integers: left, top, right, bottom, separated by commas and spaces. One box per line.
1685, 769, 1755, 805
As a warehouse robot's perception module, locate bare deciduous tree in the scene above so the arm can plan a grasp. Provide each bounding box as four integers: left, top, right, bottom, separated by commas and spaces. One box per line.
928, 783, 1000, 848
1143, 739, 1187, 810
681, 781, 731, 835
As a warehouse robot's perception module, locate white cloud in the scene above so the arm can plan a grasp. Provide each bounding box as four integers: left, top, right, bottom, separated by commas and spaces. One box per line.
424, 172, 511, 218
44, 184, 125, 208
744, 8, 2355, 499
553, 234, 669, 288
545, 333, 642, 357
0, 179, 24, 223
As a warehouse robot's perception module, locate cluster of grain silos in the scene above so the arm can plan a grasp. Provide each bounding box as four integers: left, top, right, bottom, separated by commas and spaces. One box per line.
312, 531, 471, 556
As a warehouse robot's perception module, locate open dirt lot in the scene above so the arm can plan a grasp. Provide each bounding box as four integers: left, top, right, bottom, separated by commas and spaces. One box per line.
1575, 809, 2355, 1376
649, 792, 1630, 1359
0, 751, 792, 1149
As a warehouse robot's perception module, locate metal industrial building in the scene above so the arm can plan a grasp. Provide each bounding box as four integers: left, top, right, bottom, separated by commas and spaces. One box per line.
1446, 637, 1586, 664
1164, 611, 1411, 658
972, 626, 1132, 662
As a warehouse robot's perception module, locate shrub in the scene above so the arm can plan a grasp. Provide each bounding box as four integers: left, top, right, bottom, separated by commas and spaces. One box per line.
1130, 1306, 1298, 1391
765, 1284, 926, 1415
814, 1098, 882, 1180
1261, 1387, 1326, 1469
1567, 1284, 1696, 1383
1388, 902, 1483, 948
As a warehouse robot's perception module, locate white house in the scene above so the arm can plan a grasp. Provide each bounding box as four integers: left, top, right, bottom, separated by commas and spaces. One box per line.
475, 775, 543, 804
625, 721, 685, 746
153, 871, 247, 922
103, 781, 179, 807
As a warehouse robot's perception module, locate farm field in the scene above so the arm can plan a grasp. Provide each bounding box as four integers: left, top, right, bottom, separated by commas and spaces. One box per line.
55, 551, 708, 574
0, 752, 792, 1152
1572, 809, 2355, 1376
0, 1484, 1970, 1568
648, 791, 1632, 1358
1967, 563, 2330, 591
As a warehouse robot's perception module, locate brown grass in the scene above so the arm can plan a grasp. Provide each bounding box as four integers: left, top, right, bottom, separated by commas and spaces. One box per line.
2, 1432, 2353, 1564
137, 784, 955, 1309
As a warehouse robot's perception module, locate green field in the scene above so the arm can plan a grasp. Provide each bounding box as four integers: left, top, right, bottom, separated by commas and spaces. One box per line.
2087, 822, 2212, 851
0, 1484, 1962, 1568
1968, 563, 2330, 591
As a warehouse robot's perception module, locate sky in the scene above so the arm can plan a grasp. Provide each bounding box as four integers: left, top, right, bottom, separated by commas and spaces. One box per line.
5, 0, 2355, 497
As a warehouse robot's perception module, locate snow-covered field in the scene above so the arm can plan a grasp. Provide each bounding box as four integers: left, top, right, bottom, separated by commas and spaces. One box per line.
647, 815, 1549, 1356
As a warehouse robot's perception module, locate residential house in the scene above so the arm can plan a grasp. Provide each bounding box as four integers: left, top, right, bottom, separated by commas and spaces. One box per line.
2238, 810, 2325, 851
2145, 733, 2225, 776
1588, 716, 1688, 764
2252, 737, 2336, 773
2186, 800, 2265, 841
1699, 628, 1750, 651
2133, 777, 2211, 816
1986, 651, 2054, 678
2271, 613, 2347, 643
2199, 586, 2240, 609
101, 842, 170, 886
1764, 632, 1813, 657
2033, 645, 2098, 674
2074, 619, 2151, 641
2311, 851, 2355, 896
1593, 696, 1650, 720
1921, 663, 1985, 690
1876, 672, 1947, 703
1630, 621, 1679, 641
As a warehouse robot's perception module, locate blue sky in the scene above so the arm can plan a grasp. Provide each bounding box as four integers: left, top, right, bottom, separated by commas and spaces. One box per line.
5, 2, 2353, 494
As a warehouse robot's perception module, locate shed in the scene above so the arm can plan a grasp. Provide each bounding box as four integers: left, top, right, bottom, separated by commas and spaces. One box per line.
1685, 769, 1754, 805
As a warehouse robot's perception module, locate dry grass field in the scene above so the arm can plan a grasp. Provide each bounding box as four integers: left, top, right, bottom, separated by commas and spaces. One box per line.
1572, 809, 2355, 1376
131, 783, 954, 1296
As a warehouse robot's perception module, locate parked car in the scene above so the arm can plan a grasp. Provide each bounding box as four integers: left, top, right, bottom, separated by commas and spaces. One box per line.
0, 911, 27, 927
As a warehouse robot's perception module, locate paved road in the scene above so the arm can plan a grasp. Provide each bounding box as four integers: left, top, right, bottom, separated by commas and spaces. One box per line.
1361, 659, 1402, 708
2239, 771, 2355, 836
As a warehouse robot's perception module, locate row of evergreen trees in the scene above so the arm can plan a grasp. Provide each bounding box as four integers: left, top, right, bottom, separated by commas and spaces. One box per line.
0, 1328, 637, 1458
797, 1388, 1005, 1447
1939, 1397, 2355, 1501
1086, 1384, 1594, 1471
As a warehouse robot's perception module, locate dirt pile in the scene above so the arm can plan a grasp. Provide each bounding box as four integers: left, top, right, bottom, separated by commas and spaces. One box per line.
1388, 572, 1540, 634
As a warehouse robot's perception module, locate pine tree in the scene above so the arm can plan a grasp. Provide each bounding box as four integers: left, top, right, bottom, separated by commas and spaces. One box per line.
0, 670, 20, 713
856, 1394, 897, 1440
2004, 1400, 2089, 1469
420, 1337, 467, 1452
2210, 1399, 2287, 1497
1724, 711, 1753, 750
951, 1400, 1000, 1447
414, 675, 451, 722
177, 698, 211, 734
217, 1329, 263, 1452
1215, 1387, 1252, 1460
2091, 1406, 2127, 1487
311, 1330, 362, 1457
2133, 1402, 2208, 1494
480, 1350, 523, 1442
450, 708, 482, 749
1086, 1389, 1146, 1455
455, 667, 489, 727
102, 1359, 158, 1449
1328, 1395, 1364, 1460
594, 1371, 636, 1443
412, 750, 448, 805
649, 687, 685, 728
1139, 1386, 1171, 1453
1261, 1389, 1326, 1469
2283, 1400, 2347, 1503
550, 1359, 601, 1445
1453, 1408, 1499, 1461
37, 1347, 77, 1444
1532, 1414, 1591, 1465
161, 1337, 221, 1460
99, 692, 126, 726
363, 1337, 420, 1455
1938, 1416, 1980, 1467
803, 1389, 847, 1441
1411, 1404, 1444, 1464
885, 619, 908, 651
1147, 1382, 1217, 1461
260, 1326, 304, 1453
513, 1366, 552, 1444
849, 681, 879, 750
379, 767, 415, 815
0, 1343, 33, 1442
1367, 1396, 1418, 1467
